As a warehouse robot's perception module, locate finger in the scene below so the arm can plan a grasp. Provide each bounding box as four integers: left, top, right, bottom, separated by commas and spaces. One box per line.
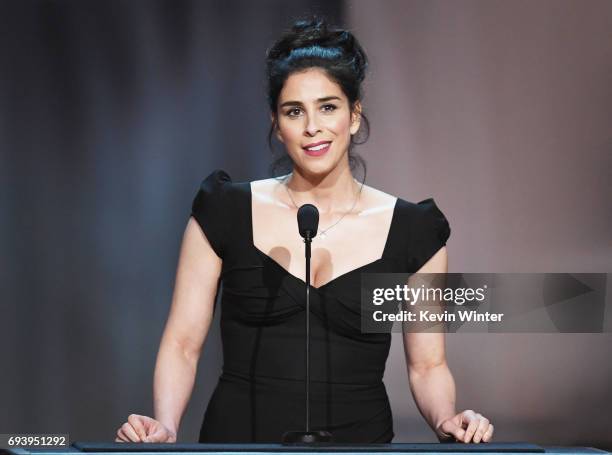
121, 422, 142, 442
460, 410, 477, 426
482, 424, 494, 443
462, 415, 481, 443
116, 428, 130, 443
139, 415, 156, 432
128, 415, 148, 441
472, 416, 490, 443
115, 432, 127, 443
440, 420, 465, 442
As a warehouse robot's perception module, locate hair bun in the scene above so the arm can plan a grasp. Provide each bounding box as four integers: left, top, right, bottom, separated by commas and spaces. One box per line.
266, 15, 369, 108
289, 18, 329, 45
291, 17, 327, 34
267, 16, 368, 81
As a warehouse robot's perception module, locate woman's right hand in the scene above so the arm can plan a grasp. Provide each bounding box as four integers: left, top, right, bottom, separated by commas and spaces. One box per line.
115, 414, 177, 443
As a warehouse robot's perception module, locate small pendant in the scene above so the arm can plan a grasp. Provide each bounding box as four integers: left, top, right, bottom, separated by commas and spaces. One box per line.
320, 232, 327, 240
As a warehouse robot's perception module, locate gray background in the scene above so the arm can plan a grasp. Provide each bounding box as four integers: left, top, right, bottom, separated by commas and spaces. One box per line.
1, 0, 611, 449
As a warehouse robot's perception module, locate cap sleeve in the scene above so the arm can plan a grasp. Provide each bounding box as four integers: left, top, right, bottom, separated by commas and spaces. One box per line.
411, 198, 451, 270
190, 169, 232, 258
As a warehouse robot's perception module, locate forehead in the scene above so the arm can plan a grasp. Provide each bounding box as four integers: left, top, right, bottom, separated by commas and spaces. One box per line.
279, 68, 345, 102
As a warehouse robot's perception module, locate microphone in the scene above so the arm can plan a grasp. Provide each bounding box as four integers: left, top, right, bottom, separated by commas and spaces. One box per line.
297, 204, 319, 240
282, 204, 333, 444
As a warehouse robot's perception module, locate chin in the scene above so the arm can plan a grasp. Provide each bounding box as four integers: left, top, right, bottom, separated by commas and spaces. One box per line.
299, 160, 337, 177
291, 148, 346, 176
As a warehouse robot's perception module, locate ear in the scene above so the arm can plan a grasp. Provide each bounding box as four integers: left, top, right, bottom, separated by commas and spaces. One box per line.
350, 101, 362, 135
270, 112, 284, 143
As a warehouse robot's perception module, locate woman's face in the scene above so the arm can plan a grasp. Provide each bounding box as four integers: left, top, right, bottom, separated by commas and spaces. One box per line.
273, 67, 361, 177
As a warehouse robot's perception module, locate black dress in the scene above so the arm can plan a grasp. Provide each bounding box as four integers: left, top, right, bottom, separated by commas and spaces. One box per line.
190, 169, 451, 443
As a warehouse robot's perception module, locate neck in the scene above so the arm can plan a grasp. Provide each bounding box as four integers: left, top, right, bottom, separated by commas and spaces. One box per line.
283, 161, 361, 215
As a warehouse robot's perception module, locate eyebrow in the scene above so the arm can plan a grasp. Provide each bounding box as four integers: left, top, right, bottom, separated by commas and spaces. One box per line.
279, 96, 341, 108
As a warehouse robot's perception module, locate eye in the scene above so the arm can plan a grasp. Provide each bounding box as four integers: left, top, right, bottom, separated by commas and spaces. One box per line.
322, 104, 337, 112
285, 107, 302, 118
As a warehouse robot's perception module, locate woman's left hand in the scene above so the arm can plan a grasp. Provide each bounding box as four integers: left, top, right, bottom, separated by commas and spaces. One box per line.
435, 410, 494, 443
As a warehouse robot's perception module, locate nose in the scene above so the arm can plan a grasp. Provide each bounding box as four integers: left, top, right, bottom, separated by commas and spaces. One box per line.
304, 112, 321, 137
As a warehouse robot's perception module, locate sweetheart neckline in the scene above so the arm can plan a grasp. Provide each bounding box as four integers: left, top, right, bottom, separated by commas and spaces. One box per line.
248, 182, 399, 291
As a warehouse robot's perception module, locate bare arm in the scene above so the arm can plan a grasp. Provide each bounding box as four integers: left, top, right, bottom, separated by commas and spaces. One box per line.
403, 247, 457, 440
153, 217, 222, 436
403, 247, 493, 443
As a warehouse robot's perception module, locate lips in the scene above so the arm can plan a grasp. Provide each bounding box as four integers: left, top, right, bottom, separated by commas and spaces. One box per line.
302, 140, 331, 156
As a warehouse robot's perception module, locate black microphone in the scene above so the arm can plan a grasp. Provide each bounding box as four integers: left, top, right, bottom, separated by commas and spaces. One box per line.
297, 204, 319, 240
282, 204, 333, 444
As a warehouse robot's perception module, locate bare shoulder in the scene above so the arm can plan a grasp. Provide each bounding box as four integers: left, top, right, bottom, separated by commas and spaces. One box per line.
250, 176, 285, 189
358, 183, 398, 215
250, 176, 288, 206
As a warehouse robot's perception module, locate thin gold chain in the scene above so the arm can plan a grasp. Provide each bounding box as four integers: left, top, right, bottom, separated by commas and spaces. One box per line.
281, 174, 364, 238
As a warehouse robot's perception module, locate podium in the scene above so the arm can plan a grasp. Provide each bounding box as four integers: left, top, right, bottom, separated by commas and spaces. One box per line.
3, 443, 609, 455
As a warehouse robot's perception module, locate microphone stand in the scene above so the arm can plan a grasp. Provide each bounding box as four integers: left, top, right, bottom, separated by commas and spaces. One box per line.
305, 232, 312, 435
281, 230, 333, 444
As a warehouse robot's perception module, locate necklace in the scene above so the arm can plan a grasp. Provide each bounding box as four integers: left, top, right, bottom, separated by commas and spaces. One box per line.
282, 175, 364, 240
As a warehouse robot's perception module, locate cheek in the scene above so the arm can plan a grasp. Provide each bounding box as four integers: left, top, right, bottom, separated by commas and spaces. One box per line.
278, 121, 301, 143
329, 116, 352, 137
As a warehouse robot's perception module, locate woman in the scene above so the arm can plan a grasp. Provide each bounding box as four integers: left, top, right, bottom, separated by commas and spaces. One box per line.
116, 18, 493, 444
